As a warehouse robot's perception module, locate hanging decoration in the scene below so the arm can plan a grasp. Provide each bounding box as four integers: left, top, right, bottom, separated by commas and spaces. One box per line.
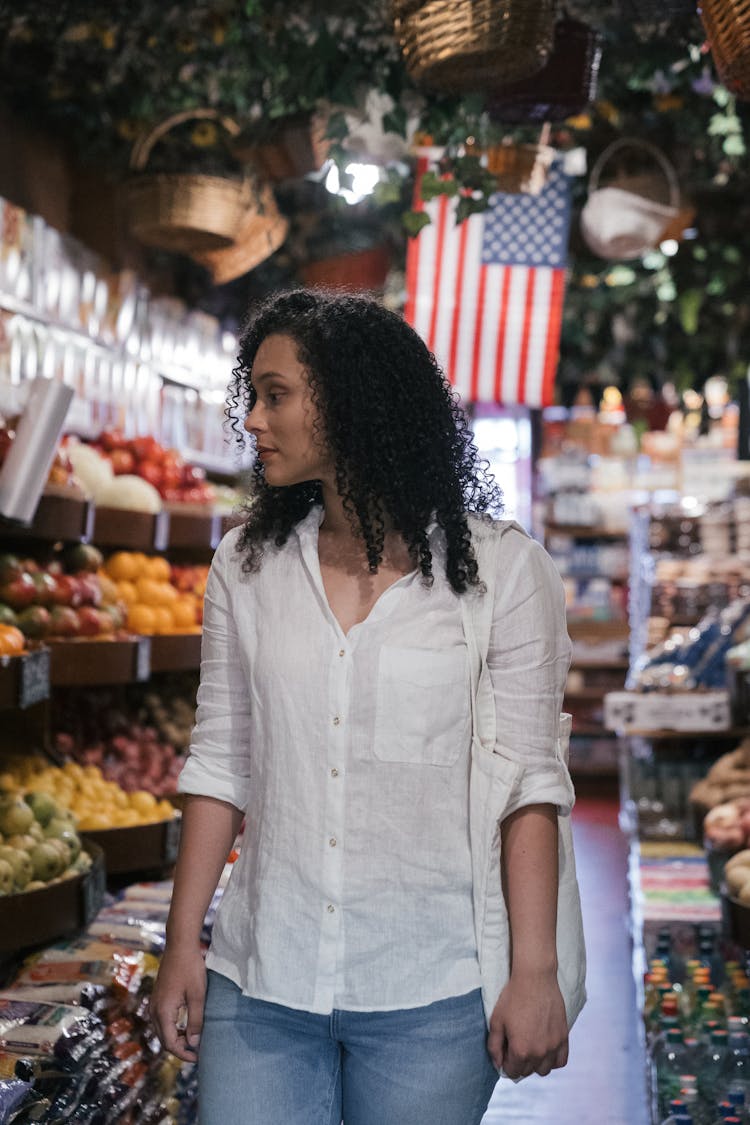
124, 109, 263, 255
391, 0, 556, 92
487, 14, 602, 124
404, 155, 572, 405
698, 0, 750, 100
579, 137, 681, 259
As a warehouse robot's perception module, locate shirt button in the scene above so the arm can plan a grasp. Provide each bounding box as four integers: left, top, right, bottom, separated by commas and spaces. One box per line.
333, 716, 340, 726
338, 649, 345, 657
330, 768, 339, 778
329, 837, 337, 847
327, 904, 335, 913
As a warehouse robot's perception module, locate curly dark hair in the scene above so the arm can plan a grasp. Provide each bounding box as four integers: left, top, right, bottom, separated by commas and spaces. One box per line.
227, 288, 503, 593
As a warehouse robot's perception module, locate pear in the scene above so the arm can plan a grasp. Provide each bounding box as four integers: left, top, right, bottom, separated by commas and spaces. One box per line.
24, 791, 57, 828
5, 834, 36, 852
25, 880, 46, 891
28, 821, 44, 842
0, 796, 33, 837
0, 845, 32, 890
0, 858, 13, 895
29, 842, 63, 882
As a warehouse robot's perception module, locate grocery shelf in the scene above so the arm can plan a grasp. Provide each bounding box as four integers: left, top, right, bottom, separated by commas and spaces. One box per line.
8, 491, 95, 543
0, 841, 106, 958
570, 658, 630, 671
621, 727, 750, 741
165, 506, 224, 551
83, 815, 181, 876
149, 631, 202, 673
48, 636, 151, 686
93, 506, 170, 551
567, 619, 630, 640
545, 523, 629, 540
0, 648, 50, 710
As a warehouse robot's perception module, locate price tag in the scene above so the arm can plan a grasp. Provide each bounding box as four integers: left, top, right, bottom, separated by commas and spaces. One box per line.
153, 511, 170, 551
19, 648, 50, 709
164, 816, 181, 864
135, 636, 151, 681
81, 856, 106, 924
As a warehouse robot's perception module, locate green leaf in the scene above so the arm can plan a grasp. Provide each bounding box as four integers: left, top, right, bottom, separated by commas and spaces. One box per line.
420, 171, 458, 200
455, 193, 489, 224
678, 289, 703, 335
403, 210, 431, 236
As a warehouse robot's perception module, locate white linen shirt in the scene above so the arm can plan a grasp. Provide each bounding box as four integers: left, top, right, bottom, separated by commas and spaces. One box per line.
178, 506, 573, 1014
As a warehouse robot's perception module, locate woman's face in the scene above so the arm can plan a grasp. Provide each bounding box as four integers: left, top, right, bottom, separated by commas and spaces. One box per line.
244, 333, 334, 488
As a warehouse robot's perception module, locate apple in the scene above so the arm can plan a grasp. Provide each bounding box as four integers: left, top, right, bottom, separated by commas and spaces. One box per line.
0, 603, 17, 627
75, 574, 102, 607
24, 791, 58, 827
0, 553, 22, 584
0, 572, 37, 610
0, 796, 34, 836
16, 605, 51, 639
100, 604, 124, 632
131, 435, 160, 462
75, 606, 103, 637
181, 464, 206, 487
0, 844, 32, 889
0, 858, 13, 895
110, 448, 135, 475
48, 605, 81, 638
50, 573, 83, 608
99, 429, 128, 452
64, 544, 104, 574
138, 460, 163, 489
29, 841, 63, 881
31, 572, 57, 606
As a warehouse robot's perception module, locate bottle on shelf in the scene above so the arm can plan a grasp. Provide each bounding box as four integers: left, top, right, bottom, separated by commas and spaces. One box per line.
657, 1031, 699, 1118
697, 1030, 731, 1112
722, 1030, 750, 1105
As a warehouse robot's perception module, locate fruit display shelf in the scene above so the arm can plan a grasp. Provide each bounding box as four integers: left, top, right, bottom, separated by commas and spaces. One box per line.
0, 840, 105, 958
83, 814, 181, 877
165, 505, 224, 552
0, 648, 50, 710
92, 506, 170, 552
9, 491, 94, 544
48, 636, 151, 686
149, 631, 202, 673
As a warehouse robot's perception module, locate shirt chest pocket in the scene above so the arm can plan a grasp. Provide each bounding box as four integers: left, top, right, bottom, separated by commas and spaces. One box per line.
374, 645, 471, 767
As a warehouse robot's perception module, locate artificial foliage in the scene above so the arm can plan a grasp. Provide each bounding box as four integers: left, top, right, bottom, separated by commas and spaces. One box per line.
0, 1, 749, 396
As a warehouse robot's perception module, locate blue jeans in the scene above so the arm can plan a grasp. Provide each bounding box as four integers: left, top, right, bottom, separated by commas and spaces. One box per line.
198, 969, 498, 1125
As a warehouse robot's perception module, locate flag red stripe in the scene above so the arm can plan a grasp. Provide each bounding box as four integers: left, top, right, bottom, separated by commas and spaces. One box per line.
541, 270, 566, 406
427, 196, 449, 353
404, 157, 429, 327
493, 267, 511, 402
516, 270, 537, 405
470, 266, 487, 403
448, 218, 470, 381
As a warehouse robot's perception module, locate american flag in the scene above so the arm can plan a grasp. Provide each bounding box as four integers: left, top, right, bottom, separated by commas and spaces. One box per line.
404, 157, 572, 407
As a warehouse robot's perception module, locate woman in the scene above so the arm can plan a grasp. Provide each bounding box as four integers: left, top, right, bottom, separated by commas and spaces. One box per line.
151, 289, 580, 1125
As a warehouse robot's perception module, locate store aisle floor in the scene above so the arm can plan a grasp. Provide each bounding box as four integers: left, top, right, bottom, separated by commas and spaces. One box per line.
481, 795, 650, 1125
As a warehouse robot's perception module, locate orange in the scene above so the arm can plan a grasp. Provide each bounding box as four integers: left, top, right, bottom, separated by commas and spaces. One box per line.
129, 790, 158, 815
135, 577, 163, 606
105, 551, 139, 582
127, 603, 157, 634
159, 582, 178, 605
145, 556, 171, 582
152, 606, 175, 634
171, 599, 197, 629
116, 580, 138, 606
0, 624, 25, 656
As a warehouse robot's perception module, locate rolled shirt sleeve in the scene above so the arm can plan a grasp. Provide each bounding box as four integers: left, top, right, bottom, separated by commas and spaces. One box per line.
487, 528, 575, 818
177, 530, 253, 812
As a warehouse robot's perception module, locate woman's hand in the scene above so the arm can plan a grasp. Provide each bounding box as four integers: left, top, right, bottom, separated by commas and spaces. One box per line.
488, 968, 569, 1078
150, 944, 207, 1062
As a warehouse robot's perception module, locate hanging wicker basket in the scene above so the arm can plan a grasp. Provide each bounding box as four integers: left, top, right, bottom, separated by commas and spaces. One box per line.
391, 0, 557, 92
192, 184, 289, 284
232, 111, 332, 184
699, 0, 750, 100
487, 16, 602, 124
124, 109, 256, 255
485, 132, 556, 194
580, 137, 681, 260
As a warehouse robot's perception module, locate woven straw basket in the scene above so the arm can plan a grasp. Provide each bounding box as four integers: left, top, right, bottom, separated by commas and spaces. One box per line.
192, 184, 289, 284
392, 0, 556, 92
699, 0, 750, 99
125, 109, 255, 254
